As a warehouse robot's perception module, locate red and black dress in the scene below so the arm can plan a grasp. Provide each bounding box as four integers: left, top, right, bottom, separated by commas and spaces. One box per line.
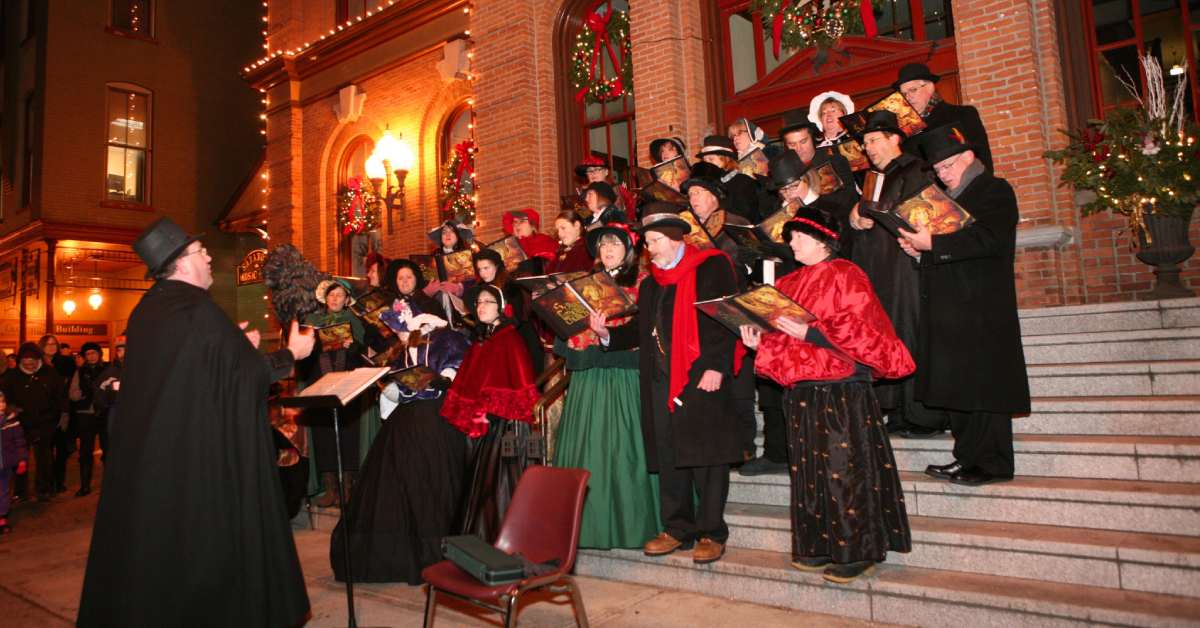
440, 321, 538, 543
754, 257, 915, 566
546, 238, 594, 275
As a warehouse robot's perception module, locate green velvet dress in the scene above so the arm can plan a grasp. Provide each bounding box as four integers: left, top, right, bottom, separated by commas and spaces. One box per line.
553, 321, 660, 550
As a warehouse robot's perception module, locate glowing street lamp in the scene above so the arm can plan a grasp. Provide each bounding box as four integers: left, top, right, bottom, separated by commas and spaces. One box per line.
366, 129, 416, 234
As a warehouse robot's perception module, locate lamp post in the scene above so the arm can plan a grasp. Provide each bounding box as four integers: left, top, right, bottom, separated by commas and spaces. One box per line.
365, 129, 416, 235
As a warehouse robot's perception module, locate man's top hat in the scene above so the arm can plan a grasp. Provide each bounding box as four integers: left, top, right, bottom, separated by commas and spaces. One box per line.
858, 110, 907, 140
893, 63, 941, 91
133, 217, 202, 280
779, 110, 820, 140
695, 135, 738, 161
919, 124, 974, 165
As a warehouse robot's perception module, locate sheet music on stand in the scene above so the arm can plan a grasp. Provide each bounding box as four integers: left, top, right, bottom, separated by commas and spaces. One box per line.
275, 365, 389, 628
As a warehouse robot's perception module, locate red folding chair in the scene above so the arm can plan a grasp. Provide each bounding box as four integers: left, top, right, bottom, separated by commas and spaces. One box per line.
421, 465, 591, 628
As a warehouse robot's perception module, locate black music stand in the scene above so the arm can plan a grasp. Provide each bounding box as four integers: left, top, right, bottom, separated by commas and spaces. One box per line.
277, 369, 385, 628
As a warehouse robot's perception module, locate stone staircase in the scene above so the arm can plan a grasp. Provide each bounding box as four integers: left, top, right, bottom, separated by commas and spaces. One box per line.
575, 298, 1200, 626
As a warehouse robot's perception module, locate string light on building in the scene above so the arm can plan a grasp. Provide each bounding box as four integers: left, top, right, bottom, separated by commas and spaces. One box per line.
242, 0, 416, 71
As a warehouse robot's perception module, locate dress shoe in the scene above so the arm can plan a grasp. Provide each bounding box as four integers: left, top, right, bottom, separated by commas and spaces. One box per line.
643, 532, 691, 556
925, 461, 964, 480
692, 538, 725, 564
949, 466, 1013, 486
822, 560, 876, 584
54, 483, 67, 494
738, 456, 788, 476
75, 486, 92, 497
790, 556, 831, 572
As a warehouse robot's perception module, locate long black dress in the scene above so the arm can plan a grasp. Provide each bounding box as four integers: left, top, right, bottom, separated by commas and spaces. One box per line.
78, 280, 308, 628
330, 327, 470, 584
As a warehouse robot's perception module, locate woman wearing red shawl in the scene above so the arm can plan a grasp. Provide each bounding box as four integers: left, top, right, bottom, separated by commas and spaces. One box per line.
440, 283, 538, 543
503, 208, 557, 276
741, 208, 915, 584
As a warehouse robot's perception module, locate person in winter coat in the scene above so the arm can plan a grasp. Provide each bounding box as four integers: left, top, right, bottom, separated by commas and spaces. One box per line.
0, 391, 28, 534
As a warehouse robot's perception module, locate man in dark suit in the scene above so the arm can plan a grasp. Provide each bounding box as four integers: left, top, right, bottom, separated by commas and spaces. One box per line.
898, 125, 1031, 485
779, 117, 859, 217
895, 63, 994, 171
600, 212, 741, 564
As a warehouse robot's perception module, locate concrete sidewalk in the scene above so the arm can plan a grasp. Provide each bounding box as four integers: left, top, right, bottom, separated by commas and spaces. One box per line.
0, 471, 890, 627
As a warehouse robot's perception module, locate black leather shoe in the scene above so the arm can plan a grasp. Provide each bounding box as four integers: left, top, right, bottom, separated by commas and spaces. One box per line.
823, 560, 876, 584
75, 486, 91, 497
738, 456, 788, 476
790, 556, 832, 572
949, 466, 1013, 486
925, 461, 964, 480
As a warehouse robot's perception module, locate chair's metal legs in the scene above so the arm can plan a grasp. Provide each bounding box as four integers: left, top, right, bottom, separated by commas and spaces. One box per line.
564, 577, 589, 628
422, 585, 438, 628
502, 591, 521, 628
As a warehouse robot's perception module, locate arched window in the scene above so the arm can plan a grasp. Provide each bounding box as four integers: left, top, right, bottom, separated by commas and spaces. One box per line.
336, 135, 376, 275
439, 101, 477, 223
556, 0, 635, 196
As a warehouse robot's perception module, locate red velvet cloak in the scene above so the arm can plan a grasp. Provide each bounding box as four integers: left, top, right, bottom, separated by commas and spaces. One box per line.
755, 258, 914, 387
440, 324, 539, 437
517, 233, 558, 263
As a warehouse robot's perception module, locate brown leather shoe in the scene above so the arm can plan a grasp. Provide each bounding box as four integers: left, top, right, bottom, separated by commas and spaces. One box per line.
692, 538, 725, 564
643, 532, 688, 556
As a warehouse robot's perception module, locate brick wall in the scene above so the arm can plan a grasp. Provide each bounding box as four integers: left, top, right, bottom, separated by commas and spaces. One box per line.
954, 0, 1198, 306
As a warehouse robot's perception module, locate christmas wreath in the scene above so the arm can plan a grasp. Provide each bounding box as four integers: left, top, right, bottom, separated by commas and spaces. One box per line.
570, 5, 633, 104
337, 176, 380, 236
752, 0, 880, 57
439, 139, 477, 224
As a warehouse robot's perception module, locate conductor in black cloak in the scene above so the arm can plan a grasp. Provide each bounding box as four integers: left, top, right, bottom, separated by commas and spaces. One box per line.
78, 217, 316, 628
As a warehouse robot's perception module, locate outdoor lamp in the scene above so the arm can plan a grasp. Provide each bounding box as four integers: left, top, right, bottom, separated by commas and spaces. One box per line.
366, 129, 416, 234
88, 290, 103, 310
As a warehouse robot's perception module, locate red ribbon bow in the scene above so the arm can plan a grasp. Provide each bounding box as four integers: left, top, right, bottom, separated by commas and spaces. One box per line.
576, 8, 624, 103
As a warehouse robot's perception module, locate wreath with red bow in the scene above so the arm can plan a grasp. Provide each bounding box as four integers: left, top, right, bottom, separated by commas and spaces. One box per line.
439, 139, 477, 223
753, 0, 881, 56
569, 5, 633, 105
337, 176, 380, 236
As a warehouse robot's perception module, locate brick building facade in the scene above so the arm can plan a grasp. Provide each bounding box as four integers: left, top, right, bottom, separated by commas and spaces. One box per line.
0, 0, 263, 351
251, 0, 1199, 308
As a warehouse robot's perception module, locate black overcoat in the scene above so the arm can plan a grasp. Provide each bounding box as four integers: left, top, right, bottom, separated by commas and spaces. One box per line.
0, 364, 66, 443
608, 253, 742, 470
722, 171, 765, 223
78, 280, 309, 628
915, 171, 1031, 414
906, 101, 994, 171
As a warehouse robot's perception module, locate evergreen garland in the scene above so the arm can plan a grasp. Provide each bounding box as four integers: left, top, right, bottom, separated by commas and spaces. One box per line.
570, 6, 634, 105
753, 0, 879, 53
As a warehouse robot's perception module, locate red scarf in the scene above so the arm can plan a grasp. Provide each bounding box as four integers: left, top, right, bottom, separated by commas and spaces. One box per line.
650, 245, 744, 412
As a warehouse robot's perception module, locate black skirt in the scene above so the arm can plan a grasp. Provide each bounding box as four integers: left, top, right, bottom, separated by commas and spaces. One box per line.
784, 381, 912, 564
330, 396, 467, 584
459, 416, 534, 543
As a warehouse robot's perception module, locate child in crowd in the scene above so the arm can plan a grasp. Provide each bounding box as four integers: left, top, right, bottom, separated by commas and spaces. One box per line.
0, 391, 29, 534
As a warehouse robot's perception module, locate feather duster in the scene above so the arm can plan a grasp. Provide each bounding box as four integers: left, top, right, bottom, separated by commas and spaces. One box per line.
262, 244, 329, 325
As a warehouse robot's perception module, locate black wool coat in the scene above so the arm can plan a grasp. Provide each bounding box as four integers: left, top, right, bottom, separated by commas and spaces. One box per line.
914, 170, 1030, 414
723, 171, 766, 223
78, 280, 309, 628
608, 253, 742, 470
906, 101, 994, 171
0, 365, 66, 442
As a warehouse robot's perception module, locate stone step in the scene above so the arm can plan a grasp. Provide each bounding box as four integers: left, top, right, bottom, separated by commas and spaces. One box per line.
1018, 297, 1200, 337
889, 434, 1200, 482
729, 471, 1200, 535
1016, 396, 1200, 437
722, 504, 1200, 598
1026, 360, 1200, 397
1022, 327, 1200, 365
575, 546, 1200, 627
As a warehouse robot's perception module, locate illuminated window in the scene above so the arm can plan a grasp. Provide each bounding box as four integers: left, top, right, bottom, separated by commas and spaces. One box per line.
105, 86, 151, 205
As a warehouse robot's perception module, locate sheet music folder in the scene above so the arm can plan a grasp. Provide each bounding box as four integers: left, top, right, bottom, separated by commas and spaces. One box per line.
274, 366, 390, 409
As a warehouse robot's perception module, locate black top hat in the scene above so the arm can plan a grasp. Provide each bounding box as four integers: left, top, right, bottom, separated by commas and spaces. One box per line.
695, 135, 738, 161
133, 217, 203, 279
919, 124, 974, 165
584, 181, 618, 205
639, 211, 692, 239
859, 110, 907, 140
680, 161, 728, 200
427, 220, 475, 245
649, 137, 687, 164
893, 63, 941, 91
779, 110, 820, 140
769, 151, 810, 189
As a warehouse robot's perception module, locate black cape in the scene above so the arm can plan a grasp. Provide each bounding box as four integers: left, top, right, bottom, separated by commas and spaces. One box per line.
78, 280, 309, 628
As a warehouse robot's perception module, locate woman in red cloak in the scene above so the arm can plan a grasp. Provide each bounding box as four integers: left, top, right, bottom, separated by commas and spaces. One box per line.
741, 207, 915, 584
440, 283, 539, 542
